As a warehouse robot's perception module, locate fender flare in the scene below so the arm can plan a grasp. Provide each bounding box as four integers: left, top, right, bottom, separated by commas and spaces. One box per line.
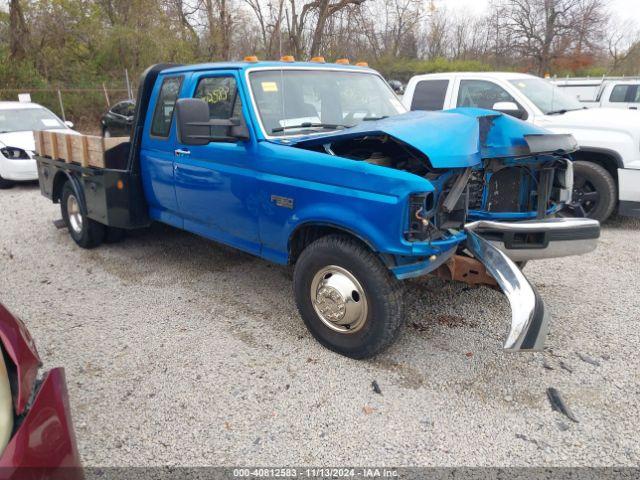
574, 147, 624, 169
287, 220, 381, 258
53, 170, 88, 217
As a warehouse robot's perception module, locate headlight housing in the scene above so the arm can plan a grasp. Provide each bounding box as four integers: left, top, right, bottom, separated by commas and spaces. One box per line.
0, 147, 30, 160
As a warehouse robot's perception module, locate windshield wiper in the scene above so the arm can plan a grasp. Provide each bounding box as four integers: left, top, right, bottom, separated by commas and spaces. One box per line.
271, 122, 346, 133
362, 116, 389, 121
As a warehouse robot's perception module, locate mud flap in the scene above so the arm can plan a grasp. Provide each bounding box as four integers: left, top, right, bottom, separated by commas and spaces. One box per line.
465, 230, 549, 351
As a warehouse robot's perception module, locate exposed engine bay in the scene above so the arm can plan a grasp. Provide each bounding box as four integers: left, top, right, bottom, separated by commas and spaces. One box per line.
303, 134, 434, 177
298, 133, 573, 243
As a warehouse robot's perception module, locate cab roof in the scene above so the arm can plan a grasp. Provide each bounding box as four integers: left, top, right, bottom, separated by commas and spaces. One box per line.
161, 61, 373, 75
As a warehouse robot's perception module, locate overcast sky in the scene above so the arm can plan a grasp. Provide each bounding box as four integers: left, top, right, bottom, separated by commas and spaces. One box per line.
1, 0, 639, 26
437, 0, 640, 25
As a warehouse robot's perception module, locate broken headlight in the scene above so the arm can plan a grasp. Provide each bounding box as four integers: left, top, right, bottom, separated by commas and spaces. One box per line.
406, 192, 437, 242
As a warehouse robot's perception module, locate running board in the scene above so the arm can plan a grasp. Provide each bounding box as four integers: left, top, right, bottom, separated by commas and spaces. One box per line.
465, 229, 549, 351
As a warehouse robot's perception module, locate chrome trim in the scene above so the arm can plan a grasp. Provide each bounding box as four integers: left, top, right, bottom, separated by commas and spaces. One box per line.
465, 217, 599, 233
243, 66, 404, 140
465, 217, 599, 262
465, 230, 549, 351
486, 239, 597, 261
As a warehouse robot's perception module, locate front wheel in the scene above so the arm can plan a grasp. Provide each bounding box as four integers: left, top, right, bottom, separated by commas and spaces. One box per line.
60, 182, 106, 248
293, 235, 405, 359
560, 161, 616, 222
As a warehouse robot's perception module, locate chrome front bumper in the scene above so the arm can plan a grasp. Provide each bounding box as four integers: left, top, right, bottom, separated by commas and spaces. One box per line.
465, 230, 549, 351
465, 217, 600, 262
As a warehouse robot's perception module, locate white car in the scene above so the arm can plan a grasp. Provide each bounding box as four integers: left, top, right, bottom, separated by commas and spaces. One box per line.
0, 102, 75, 189
402, 72, 640, 221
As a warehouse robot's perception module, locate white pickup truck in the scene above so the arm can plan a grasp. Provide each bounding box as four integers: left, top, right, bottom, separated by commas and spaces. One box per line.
552, 78, 640, 110
402, 72, 640, 221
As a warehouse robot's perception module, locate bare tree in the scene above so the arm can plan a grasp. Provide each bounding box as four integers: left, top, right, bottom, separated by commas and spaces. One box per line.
9, 0, 29, 60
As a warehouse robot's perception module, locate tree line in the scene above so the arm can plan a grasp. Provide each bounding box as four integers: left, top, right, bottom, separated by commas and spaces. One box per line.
1, 0, 639, 90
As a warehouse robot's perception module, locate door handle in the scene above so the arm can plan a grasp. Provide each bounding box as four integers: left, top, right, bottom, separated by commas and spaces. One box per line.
175, 148, 190, 156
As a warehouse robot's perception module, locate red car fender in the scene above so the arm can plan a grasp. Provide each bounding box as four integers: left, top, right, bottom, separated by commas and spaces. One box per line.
0, 305, 41, 415
0, 368, 83, 479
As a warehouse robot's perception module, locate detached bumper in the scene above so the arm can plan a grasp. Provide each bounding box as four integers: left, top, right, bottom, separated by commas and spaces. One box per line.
465, 230, 549, 351
0, 368, 83, 479
465, 217, 600, 262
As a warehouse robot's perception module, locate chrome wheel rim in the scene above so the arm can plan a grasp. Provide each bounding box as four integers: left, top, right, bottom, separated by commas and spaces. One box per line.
310, 265, 368, 334
67, 194, 83, 234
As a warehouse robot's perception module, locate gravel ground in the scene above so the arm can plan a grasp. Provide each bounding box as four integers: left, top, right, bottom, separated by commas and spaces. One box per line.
0, 183, 639, 467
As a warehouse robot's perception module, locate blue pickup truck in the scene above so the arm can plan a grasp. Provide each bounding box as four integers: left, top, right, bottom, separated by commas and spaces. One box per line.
36, 61, 600, 358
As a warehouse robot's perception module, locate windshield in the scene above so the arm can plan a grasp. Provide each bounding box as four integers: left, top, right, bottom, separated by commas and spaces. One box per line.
509, 78, 584, 115
248, 69, 405, 136
0, 107, 66, 133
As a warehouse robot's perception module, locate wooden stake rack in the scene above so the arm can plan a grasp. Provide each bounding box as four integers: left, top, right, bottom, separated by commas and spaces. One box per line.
33, 131, 128, 169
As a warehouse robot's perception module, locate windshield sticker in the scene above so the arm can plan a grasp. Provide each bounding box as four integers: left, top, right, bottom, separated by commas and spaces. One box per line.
261, 82, 279, 93
42, 119, 60, 127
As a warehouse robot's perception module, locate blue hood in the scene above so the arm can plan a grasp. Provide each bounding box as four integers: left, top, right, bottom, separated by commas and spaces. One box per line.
282, 109, 576, 169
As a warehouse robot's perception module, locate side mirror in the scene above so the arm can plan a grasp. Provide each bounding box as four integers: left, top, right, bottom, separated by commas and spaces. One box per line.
64, 121, 74, 129
492, 101, 526, 119
175, 98, 250, 145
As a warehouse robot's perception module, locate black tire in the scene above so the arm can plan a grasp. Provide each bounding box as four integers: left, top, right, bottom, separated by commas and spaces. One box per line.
293, 234, 404, 359
0, 175, 14, 189
105, 227, 126, 244
60, 181, 106, 249
561, 161, 616, 222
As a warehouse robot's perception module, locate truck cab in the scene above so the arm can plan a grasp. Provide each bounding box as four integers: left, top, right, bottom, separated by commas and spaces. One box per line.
35, 61, 600, 358
403, 72, 640, 221
553, 78, 640, 110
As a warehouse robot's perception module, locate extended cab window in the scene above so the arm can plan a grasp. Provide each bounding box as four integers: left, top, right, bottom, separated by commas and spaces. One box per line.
458, 80, 518, 110
411, 80, 449, 111
151, 76, 183, 137
609, 84, 638, 103
194, 76, 242, 137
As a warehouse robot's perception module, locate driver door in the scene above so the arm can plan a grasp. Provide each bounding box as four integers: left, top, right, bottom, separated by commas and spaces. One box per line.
173, 72, 260, 255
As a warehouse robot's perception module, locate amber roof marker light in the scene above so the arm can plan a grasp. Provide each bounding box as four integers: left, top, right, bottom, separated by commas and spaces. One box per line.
244, 56, 259, 62
355, 61, 369, 67
280, 55, 295, 62
310, 56, 326, 63
336, 58, 350, 65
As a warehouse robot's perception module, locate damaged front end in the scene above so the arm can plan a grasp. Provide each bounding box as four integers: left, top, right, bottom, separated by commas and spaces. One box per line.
287, 109, 600, 352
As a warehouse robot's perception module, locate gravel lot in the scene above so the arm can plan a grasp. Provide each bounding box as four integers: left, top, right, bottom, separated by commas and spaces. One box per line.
0, 183, 639, 467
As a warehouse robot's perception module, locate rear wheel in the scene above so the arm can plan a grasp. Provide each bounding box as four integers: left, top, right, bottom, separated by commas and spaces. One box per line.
560, 161, 616, 222
0, 175, 14, 189
293, 235, 404, 359
60, 182, 105, 249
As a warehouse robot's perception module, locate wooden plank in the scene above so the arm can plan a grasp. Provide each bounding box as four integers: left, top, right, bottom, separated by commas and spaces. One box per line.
50, 132, 59, 159
81, 136, 89, 168
65, 135, 74, 164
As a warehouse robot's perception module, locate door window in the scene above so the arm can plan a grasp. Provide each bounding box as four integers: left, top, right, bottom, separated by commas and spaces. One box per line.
458, 80, 519, 109
194, 76, 242, 137
609, 85, 630, 103
151, 76, 183, 138
411, 80, 449, 111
